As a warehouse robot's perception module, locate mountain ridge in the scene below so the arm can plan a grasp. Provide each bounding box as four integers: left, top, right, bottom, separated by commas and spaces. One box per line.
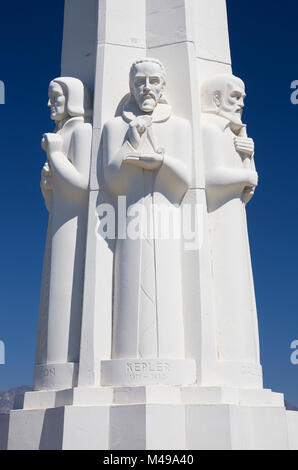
0, 386, 32, 414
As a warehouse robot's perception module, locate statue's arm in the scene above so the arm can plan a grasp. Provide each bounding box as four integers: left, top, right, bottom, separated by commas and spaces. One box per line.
202, 123, 257, 189
49, 124, 92, 193
103, 122, 132, 193
154, 119, 191, 201
158, 119, 191, 189
162, 153, 190, 189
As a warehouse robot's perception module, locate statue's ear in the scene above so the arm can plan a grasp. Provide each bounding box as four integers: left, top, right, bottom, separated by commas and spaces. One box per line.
213, 91, 222, 108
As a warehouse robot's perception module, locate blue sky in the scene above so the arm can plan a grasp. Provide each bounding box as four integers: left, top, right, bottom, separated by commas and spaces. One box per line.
0, 0, 298, 405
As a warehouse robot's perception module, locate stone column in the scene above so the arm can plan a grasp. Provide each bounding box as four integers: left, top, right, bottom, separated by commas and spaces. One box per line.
75, 0, 147, 387
66, 0, 261, 389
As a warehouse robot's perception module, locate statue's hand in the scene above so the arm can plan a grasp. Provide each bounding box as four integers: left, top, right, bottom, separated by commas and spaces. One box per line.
246, 170, 258, 188
41, 136, 47, 152
128, 116, 152, 150
41, 161, 53, 190
234, 136, 255, 156
242, 186, 255, 204
42, 133, 63, 155
124, 153, 163, 170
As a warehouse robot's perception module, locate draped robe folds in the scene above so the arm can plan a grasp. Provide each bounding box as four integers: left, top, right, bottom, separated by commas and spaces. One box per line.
102, 102, 192, 360
36, 117, 92, 369
201, 114, 260, 365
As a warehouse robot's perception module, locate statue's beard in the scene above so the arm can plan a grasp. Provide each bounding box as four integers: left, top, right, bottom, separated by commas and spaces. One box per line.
138, 95, 157, 113
219, 108, 243, 127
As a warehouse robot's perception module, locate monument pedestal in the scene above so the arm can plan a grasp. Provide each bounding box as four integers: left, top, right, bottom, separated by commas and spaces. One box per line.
33, 363, 79, 391
1, 385, 298, 450
101, 359, 196, 387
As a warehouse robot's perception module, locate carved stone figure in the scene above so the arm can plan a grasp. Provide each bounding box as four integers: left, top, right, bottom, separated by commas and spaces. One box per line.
35, 77, 93, 390
201, 74, 260, 367
102, 59, 192, 361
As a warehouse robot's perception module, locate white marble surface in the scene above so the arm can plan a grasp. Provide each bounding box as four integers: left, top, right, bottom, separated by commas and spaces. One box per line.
35, 77, 93, 391
201, 74, 261, 385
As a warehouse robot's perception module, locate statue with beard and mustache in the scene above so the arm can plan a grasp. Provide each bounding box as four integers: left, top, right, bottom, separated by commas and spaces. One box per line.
101, 58, 192, 376
201, 74, 262, 387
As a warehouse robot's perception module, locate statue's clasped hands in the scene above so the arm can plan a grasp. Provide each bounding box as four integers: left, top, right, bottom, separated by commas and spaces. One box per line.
125, 116, 164, 170
41, 161, 52, 189
41, 133, 64, 193
234, 136, 255, 157
234, 135, 257, 184
234, 134, 258, 203
41, 133, 63, 155
242, 170, 258, 204
128, 115, 152, 150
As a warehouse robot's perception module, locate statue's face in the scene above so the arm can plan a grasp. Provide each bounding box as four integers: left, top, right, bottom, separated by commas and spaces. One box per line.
48, 82, 68, 121
131, 62, 165, 113
217, 80, 246, 125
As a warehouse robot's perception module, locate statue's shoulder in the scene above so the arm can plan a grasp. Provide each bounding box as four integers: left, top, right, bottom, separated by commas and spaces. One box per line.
104, 116, 126, 130
201, 115, 224, 136
68, 119, 92, 139
103, 116, 128, 136
74, 120, 92, 130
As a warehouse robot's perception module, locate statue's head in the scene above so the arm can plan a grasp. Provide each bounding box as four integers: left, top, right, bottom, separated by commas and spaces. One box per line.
201, 74, 245, 126
48, 77, 92, 122
129, 58, 167, 113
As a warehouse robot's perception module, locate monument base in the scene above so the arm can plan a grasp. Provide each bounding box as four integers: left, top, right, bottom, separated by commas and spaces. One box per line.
34, 362, 79, 391
101, 359, 196, 387
1, 385, 298, 450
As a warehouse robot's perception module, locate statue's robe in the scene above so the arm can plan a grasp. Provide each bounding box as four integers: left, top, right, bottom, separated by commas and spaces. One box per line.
201, 114, 260, 366
36, 117, 92, 373
102, 102, 191, 359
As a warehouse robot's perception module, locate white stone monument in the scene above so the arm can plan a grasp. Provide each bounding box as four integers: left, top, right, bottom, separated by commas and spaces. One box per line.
1, 0, 298, 450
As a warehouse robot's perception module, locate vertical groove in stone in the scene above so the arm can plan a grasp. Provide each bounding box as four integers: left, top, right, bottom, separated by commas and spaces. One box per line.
138, 171, 158, 358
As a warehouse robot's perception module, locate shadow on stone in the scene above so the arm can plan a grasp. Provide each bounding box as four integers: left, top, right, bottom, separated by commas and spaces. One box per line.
0, 414, 9, 450
39, 407, 64, 450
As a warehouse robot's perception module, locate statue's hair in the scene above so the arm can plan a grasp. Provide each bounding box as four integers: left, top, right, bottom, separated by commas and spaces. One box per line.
129, 58, 167, 91
50, 77, 93, 118
200, 74, 244, 113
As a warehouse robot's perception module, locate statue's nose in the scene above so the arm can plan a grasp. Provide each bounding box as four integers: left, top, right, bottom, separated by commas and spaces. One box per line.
144, 77, 151, 90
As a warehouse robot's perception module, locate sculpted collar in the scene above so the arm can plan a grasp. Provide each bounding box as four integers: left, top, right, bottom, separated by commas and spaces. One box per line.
122, 99, 171, 124
55, 116, 90, 133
